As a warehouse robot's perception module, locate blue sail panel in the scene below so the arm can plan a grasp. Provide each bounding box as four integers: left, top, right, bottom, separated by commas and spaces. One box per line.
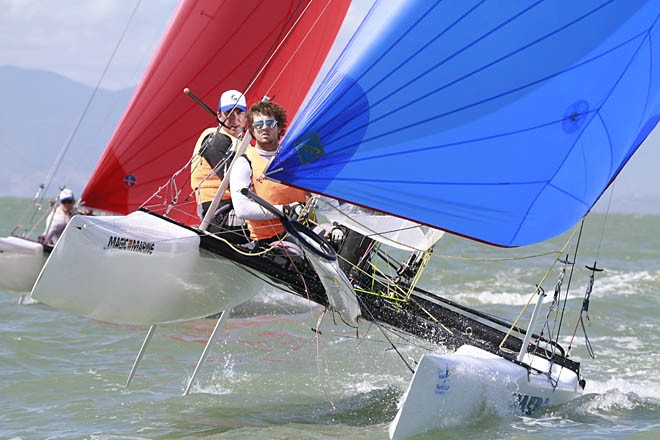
268, 0, 660, 247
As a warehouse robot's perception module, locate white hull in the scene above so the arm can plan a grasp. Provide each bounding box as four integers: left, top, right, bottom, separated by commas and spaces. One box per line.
31, 212, 267, 324
0, 236, 46, 293
389, 344, 583, 440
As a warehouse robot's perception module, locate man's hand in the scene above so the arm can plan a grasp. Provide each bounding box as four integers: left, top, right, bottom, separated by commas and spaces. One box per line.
283, 202, 305, 219
331, 226, 344, 242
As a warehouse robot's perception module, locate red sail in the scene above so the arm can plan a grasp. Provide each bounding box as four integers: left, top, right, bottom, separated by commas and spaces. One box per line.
81, 0, 350, 224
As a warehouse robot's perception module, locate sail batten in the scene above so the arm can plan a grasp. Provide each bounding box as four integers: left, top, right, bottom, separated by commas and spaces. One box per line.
268, 0, 660, 247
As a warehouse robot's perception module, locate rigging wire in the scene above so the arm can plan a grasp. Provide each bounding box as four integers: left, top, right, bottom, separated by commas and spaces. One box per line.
40, 0, 145, 201
239, 0, 315, 100
16, 0, 145, 236
356, 294, 416, 374
565, 185, 616, 358
594, 181, 617, 262
499, 223, 580, 351
554, 218, 585, 348
314, 310, 336, 410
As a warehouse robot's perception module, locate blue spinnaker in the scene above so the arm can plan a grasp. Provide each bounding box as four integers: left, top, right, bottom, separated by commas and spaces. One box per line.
267, 0, 660, 247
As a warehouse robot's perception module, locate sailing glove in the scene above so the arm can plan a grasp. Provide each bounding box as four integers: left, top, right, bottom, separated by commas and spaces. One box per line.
283, 202, 305, 219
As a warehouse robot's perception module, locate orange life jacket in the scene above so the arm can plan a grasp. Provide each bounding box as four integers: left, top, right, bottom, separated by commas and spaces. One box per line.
245, 147, 307, 240
190, 128, 236, 204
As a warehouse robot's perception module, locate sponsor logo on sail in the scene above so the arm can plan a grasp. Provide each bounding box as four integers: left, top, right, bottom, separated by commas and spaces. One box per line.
105, 236, 155, 254
294, 132, 324, 165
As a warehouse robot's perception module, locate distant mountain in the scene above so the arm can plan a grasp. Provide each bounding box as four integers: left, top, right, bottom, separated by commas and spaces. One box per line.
0, 65, 134, 198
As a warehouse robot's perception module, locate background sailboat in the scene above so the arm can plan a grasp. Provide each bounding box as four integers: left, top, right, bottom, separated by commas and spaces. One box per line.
0, 235, 48, 293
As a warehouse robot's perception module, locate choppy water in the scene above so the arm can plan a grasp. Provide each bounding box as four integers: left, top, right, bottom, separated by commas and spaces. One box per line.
1, 197, 659, 439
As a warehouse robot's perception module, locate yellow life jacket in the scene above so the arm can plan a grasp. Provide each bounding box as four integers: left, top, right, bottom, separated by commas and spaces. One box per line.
245, 147, 307, 240
190, 128, 236, 204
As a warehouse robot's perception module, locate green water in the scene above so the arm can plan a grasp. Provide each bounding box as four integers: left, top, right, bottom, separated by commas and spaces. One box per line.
1, 198, 658, 439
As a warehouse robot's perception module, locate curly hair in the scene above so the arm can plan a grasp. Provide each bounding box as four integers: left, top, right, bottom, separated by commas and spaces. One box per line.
248, 101, 288, 139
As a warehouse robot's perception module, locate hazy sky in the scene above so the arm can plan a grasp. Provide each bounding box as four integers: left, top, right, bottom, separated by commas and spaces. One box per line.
0, 0, 657, 213
0, 0, 179, 90
0, 0, 371, 90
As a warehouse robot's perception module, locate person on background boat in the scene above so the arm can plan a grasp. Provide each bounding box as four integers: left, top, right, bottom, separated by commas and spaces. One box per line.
190, 89, 248, 219
41, 188, 76, 245
230, 100, 308, 250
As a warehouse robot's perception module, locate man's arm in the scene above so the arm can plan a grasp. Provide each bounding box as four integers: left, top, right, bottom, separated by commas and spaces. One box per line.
200, 132, 233, 177
230, 156, 279, 221
42, 210, 67, 245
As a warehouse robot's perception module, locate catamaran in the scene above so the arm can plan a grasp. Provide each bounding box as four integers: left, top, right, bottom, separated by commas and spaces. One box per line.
29, 1, 660, 439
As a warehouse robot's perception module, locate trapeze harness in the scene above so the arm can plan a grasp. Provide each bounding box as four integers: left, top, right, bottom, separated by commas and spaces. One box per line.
244, 146, 307, 241
190, 127, 237, 205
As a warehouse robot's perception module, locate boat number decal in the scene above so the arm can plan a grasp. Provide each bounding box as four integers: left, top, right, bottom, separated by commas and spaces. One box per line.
516, 394, 549, 415
435, 365, 451, 395
105, 236, 155, 254
294, 132, 324, 165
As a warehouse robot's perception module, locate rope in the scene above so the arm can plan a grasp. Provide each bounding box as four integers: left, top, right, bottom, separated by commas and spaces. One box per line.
498, 223, 581, 351
314, 310, 336, 410
43, 0, 145, 199
555, 218, 586, 348
239, 0, 316, 99
355, 294, 416, 374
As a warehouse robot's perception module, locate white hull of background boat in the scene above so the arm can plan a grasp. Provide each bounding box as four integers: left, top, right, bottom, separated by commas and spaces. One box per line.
0, 236, 46, 293
30, 211, 267, 324
389, 344, 583, 440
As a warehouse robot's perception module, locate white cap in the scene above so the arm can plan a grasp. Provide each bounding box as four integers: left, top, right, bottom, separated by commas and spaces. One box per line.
59, 188, 74, 202
218, 90, 247, 113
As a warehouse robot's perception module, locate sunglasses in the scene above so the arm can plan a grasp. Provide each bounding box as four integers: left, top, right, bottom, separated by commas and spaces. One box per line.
61, 199, 75, 204
252, 119, 278, 130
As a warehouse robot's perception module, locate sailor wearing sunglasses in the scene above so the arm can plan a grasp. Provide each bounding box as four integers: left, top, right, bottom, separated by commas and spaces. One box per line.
230, 100, 308, 247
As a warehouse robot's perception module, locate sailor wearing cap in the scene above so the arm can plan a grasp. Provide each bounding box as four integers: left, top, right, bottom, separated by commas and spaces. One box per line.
41, 189, 76, 245
190, 89, 248, 215
190, 89, 250, 243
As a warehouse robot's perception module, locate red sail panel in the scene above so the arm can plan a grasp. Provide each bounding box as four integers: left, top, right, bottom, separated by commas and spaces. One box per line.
81, 0, 350, 224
